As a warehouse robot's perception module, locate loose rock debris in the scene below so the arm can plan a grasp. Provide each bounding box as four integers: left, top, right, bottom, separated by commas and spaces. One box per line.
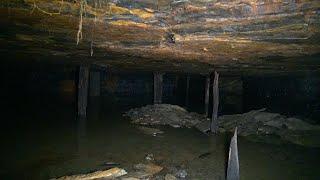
124, 104, 206, 128
125, 105, 320, 147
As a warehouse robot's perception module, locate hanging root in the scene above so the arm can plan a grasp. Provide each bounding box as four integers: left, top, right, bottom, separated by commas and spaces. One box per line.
76, 0, 86, 45
90, 0, 98, 56
30, 0, 100, 54
31, 0, 64, 16
31, 0, 86, 45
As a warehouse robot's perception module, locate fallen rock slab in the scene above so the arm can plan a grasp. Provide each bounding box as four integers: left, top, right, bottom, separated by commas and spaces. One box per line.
53, 167, 127, 180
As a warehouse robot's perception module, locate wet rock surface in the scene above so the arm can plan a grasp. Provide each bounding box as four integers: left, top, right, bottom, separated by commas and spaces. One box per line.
217, 108, 320, 147
145, 153, 155, 161
137, 126, 164, 137
175, 169, 188, 179
122, 163, 163, 179
194, 110, 320, 147
218, 109, 320, 133
164, 174, 177, 180
125, 104, 206, 128
54, 163, 164, 180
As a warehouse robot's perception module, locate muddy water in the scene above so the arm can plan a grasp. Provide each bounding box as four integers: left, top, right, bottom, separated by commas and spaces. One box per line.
1, 94, 319, 180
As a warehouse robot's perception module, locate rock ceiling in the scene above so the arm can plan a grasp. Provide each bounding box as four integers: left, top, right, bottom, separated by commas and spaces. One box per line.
1, 0, 320, 74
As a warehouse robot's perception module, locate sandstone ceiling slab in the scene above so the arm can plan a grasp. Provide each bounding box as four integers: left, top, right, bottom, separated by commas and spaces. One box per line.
1, 0, 319, 73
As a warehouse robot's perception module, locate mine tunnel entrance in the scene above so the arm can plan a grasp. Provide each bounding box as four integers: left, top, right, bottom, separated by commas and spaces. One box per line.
2, 0, 320, 178
1, 58, 320, 179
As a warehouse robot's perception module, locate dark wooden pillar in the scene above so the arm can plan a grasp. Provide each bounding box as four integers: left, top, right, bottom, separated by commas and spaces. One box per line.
204, 75, 210, 117
78, 65, 89, 117
185, 75, 190, 108
211, 71, 219, 133
154, 72, 163, 104
174, 75, 179, 103
89, 71, 100, 97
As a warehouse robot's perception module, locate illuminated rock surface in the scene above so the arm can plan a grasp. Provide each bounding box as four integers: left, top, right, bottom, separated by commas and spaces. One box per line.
53, 167, 127, 180
1, 0, 319, 74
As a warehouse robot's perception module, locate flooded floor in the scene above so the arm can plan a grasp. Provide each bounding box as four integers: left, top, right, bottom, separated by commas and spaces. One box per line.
1, 94, 319, 180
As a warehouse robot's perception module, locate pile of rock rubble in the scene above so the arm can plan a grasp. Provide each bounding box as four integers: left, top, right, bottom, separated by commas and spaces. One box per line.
125, 104, 320, 147
124, 104, 206, 128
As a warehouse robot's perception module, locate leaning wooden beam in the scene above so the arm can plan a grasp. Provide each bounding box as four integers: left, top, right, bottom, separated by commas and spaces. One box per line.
78, 65, 89, 117
210, 71, 219, 133
204, 75, 210, 117
153, 72, 164, 104
227, 127, 240, 180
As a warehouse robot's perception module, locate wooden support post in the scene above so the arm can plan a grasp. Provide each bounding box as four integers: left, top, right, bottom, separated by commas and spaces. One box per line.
211, 71, 219, 133
89, 71, 100, 97
154, 72, 163, 104
204, 75, 210, 117
174, 75, 179, 103
78, 65, 89, 117
185, 75, 190, 108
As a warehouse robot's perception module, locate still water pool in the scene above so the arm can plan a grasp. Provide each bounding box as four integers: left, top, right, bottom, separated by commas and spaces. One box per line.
1, 94, 319, 180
